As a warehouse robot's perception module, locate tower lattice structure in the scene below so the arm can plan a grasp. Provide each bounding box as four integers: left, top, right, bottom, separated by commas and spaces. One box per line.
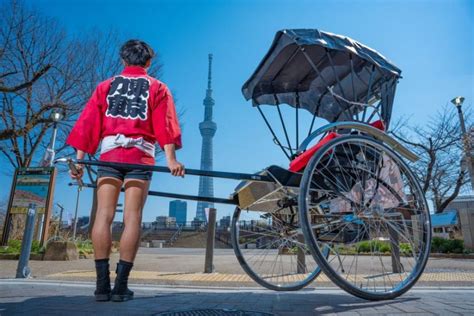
195, 54, 216, 223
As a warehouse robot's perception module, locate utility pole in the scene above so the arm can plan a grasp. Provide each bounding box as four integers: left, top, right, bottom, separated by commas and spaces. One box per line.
451, 96, 474, 190
56, 203, 64, 238
72, 187, 81, 240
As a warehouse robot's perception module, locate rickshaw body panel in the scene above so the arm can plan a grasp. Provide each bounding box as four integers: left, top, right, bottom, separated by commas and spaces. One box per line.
233, 165, 301, 211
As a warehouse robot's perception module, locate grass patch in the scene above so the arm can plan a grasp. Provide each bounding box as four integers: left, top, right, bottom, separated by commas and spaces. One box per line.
75, 240, 94, 256
0, 239, 45, 254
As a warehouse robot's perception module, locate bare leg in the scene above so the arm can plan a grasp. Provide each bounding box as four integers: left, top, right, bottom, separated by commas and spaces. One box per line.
119, 179, 149, 262
92, 177, 123, 260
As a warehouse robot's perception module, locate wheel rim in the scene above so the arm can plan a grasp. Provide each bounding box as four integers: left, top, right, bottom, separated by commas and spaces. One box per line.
232, 205, 323, 290
299, 135, 431, 298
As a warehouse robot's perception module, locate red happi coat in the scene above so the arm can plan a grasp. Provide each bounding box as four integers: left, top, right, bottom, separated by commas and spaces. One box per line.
66, 66, 182, 165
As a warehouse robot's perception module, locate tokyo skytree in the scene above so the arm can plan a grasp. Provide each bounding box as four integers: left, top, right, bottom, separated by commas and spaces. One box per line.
195, 54, 216, 222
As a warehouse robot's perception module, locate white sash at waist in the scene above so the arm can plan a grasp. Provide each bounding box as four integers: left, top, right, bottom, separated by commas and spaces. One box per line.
100, 134, 155, 158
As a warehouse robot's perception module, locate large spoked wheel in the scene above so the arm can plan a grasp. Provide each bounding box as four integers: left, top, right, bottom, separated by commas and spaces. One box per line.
231, 206, 325, 291
299, 134, 431, 300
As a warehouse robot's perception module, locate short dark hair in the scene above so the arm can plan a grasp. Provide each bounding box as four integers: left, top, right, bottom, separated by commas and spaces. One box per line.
120, 39, 155, 67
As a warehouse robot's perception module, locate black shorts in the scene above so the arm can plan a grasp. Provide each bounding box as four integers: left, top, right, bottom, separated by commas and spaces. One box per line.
97, 165, 153, 181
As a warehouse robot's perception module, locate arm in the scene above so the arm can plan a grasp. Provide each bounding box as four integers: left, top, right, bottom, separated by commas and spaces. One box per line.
152, 83, 184, 177
164, 144, 185, 177
66, 83, 106, 180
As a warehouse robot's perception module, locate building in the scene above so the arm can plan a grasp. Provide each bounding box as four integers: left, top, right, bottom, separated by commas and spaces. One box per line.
112, 221, 124, 230
142, 222, 153, 229
169, 200, 187, 226
440, 195, 474, 250
444, 195, 474, 212
431, 211, 460, 239
76, 216, 90, 230
195, 54, 216, 223
155, 216, 176, 229
191, 217, 205, 230
219, 216, 231, 229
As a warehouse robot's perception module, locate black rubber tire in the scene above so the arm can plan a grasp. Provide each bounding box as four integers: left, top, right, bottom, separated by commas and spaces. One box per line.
298, 134, 432, 300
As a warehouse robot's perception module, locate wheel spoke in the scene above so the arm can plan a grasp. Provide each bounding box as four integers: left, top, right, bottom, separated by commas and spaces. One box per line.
232, 206, 322, 290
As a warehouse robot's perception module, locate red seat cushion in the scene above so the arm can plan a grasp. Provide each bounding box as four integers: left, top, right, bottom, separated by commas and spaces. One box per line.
369, 119, 385, 131
289, 132, 340, 172
288, 121, 384, 173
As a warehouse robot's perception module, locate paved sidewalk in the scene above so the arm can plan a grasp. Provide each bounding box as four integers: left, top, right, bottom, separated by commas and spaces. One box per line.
0, 279, 473, 315
1, 248, 474, 287
43, 269, 474, 288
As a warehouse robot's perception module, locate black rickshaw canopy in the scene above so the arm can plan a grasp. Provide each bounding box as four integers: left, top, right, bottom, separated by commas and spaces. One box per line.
242, 29, 402, 126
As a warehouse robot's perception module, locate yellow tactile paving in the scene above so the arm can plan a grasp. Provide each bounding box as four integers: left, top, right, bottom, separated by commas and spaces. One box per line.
47, 270, 474, 283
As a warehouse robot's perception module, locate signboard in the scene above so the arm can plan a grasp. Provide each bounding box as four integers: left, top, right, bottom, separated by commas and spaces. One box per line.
10, 169, 53, 214
1, 167, 56, 246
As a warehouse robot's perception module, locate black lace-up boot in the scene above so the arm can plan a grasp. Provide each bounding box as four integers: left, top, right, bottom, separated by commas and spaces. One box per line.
94, 258, 111, 301
111, 259, 134, 302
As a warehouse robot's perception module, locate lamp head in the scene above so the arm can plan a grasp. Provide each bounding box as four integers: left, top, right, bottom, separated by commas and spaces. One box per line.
451, 96, 465, 108
50, 107, 65, 122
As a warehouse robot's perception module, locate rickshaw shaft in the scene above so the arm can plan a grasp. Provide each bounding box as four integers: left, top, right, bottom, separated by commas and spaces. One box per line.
69, 182, 238, 205
76, 159, 274, 183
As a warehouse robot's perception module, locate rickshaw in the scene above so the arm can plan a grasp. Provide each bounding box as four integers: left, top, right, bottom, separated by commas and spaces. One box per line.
58, 29, 431, 301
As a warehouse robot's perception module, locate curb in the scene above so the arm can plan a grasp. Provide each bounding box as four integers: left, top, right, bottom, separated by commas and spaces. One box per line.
429, 253, 474, 259
2, 279, 474, 293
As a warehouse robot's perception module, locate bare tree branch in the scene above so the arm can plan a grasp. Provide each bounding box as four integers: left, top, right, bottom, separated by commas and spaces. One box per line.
0, 0, 167, 172
0, 64, 51, 92
392, 104, 472, 213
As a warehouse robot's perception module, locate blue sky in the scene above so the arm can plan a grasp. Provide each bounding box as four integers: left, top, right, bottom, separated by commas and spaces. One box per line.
1, 0, 473, 223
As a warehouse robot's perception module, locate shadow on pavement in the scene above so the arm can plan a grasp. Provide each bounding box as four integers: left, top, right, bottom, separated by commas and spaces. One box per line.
0, 291, 420, 315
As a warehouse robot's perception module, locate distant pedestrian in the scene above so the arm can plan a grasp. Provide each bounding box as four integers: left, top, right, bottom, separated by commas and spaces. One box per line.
67, 39, 184, 302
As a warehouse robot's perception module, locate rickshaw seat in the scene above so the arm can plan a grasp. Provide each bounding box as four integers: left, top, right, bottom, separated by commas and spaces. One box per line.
288, 120, 386, 173
369, 120, 386, 131
288, 132, 340, 172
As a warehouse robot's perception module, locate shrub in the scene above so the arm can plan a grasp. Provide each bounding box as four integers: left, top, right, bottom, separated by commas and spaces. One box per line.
76, 240, 94, 255
399, 243, 412, 255
356, 240, 391, 253
445, 239, 463, 254
356, 240, 370, 253
0, 239, 44, 254
7, 239, 22, 251
431, 237, 445, 251
431, 237, 464, 254
31, 240, 45, 253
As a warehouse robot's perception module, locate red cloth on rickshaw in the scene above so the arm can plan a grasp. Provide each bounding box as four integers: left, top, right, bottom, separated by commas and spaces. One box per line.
288, 120, 386, 173
288, 132, 340, 172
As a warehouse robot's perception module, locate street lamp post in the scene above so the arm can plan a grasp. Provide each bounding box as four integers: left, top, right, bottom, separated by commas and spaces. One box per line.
451, 96, 474, 190
41, 107, 65, 167
34, 108, 64, 243
72, 187, 81, 241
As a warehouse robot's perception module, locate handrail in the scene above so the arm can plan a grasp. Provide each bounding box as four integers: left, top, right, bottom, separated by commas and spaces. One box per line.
168, 224, 183, 246
176, 225, 183, 240
297, 122, 420, 162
